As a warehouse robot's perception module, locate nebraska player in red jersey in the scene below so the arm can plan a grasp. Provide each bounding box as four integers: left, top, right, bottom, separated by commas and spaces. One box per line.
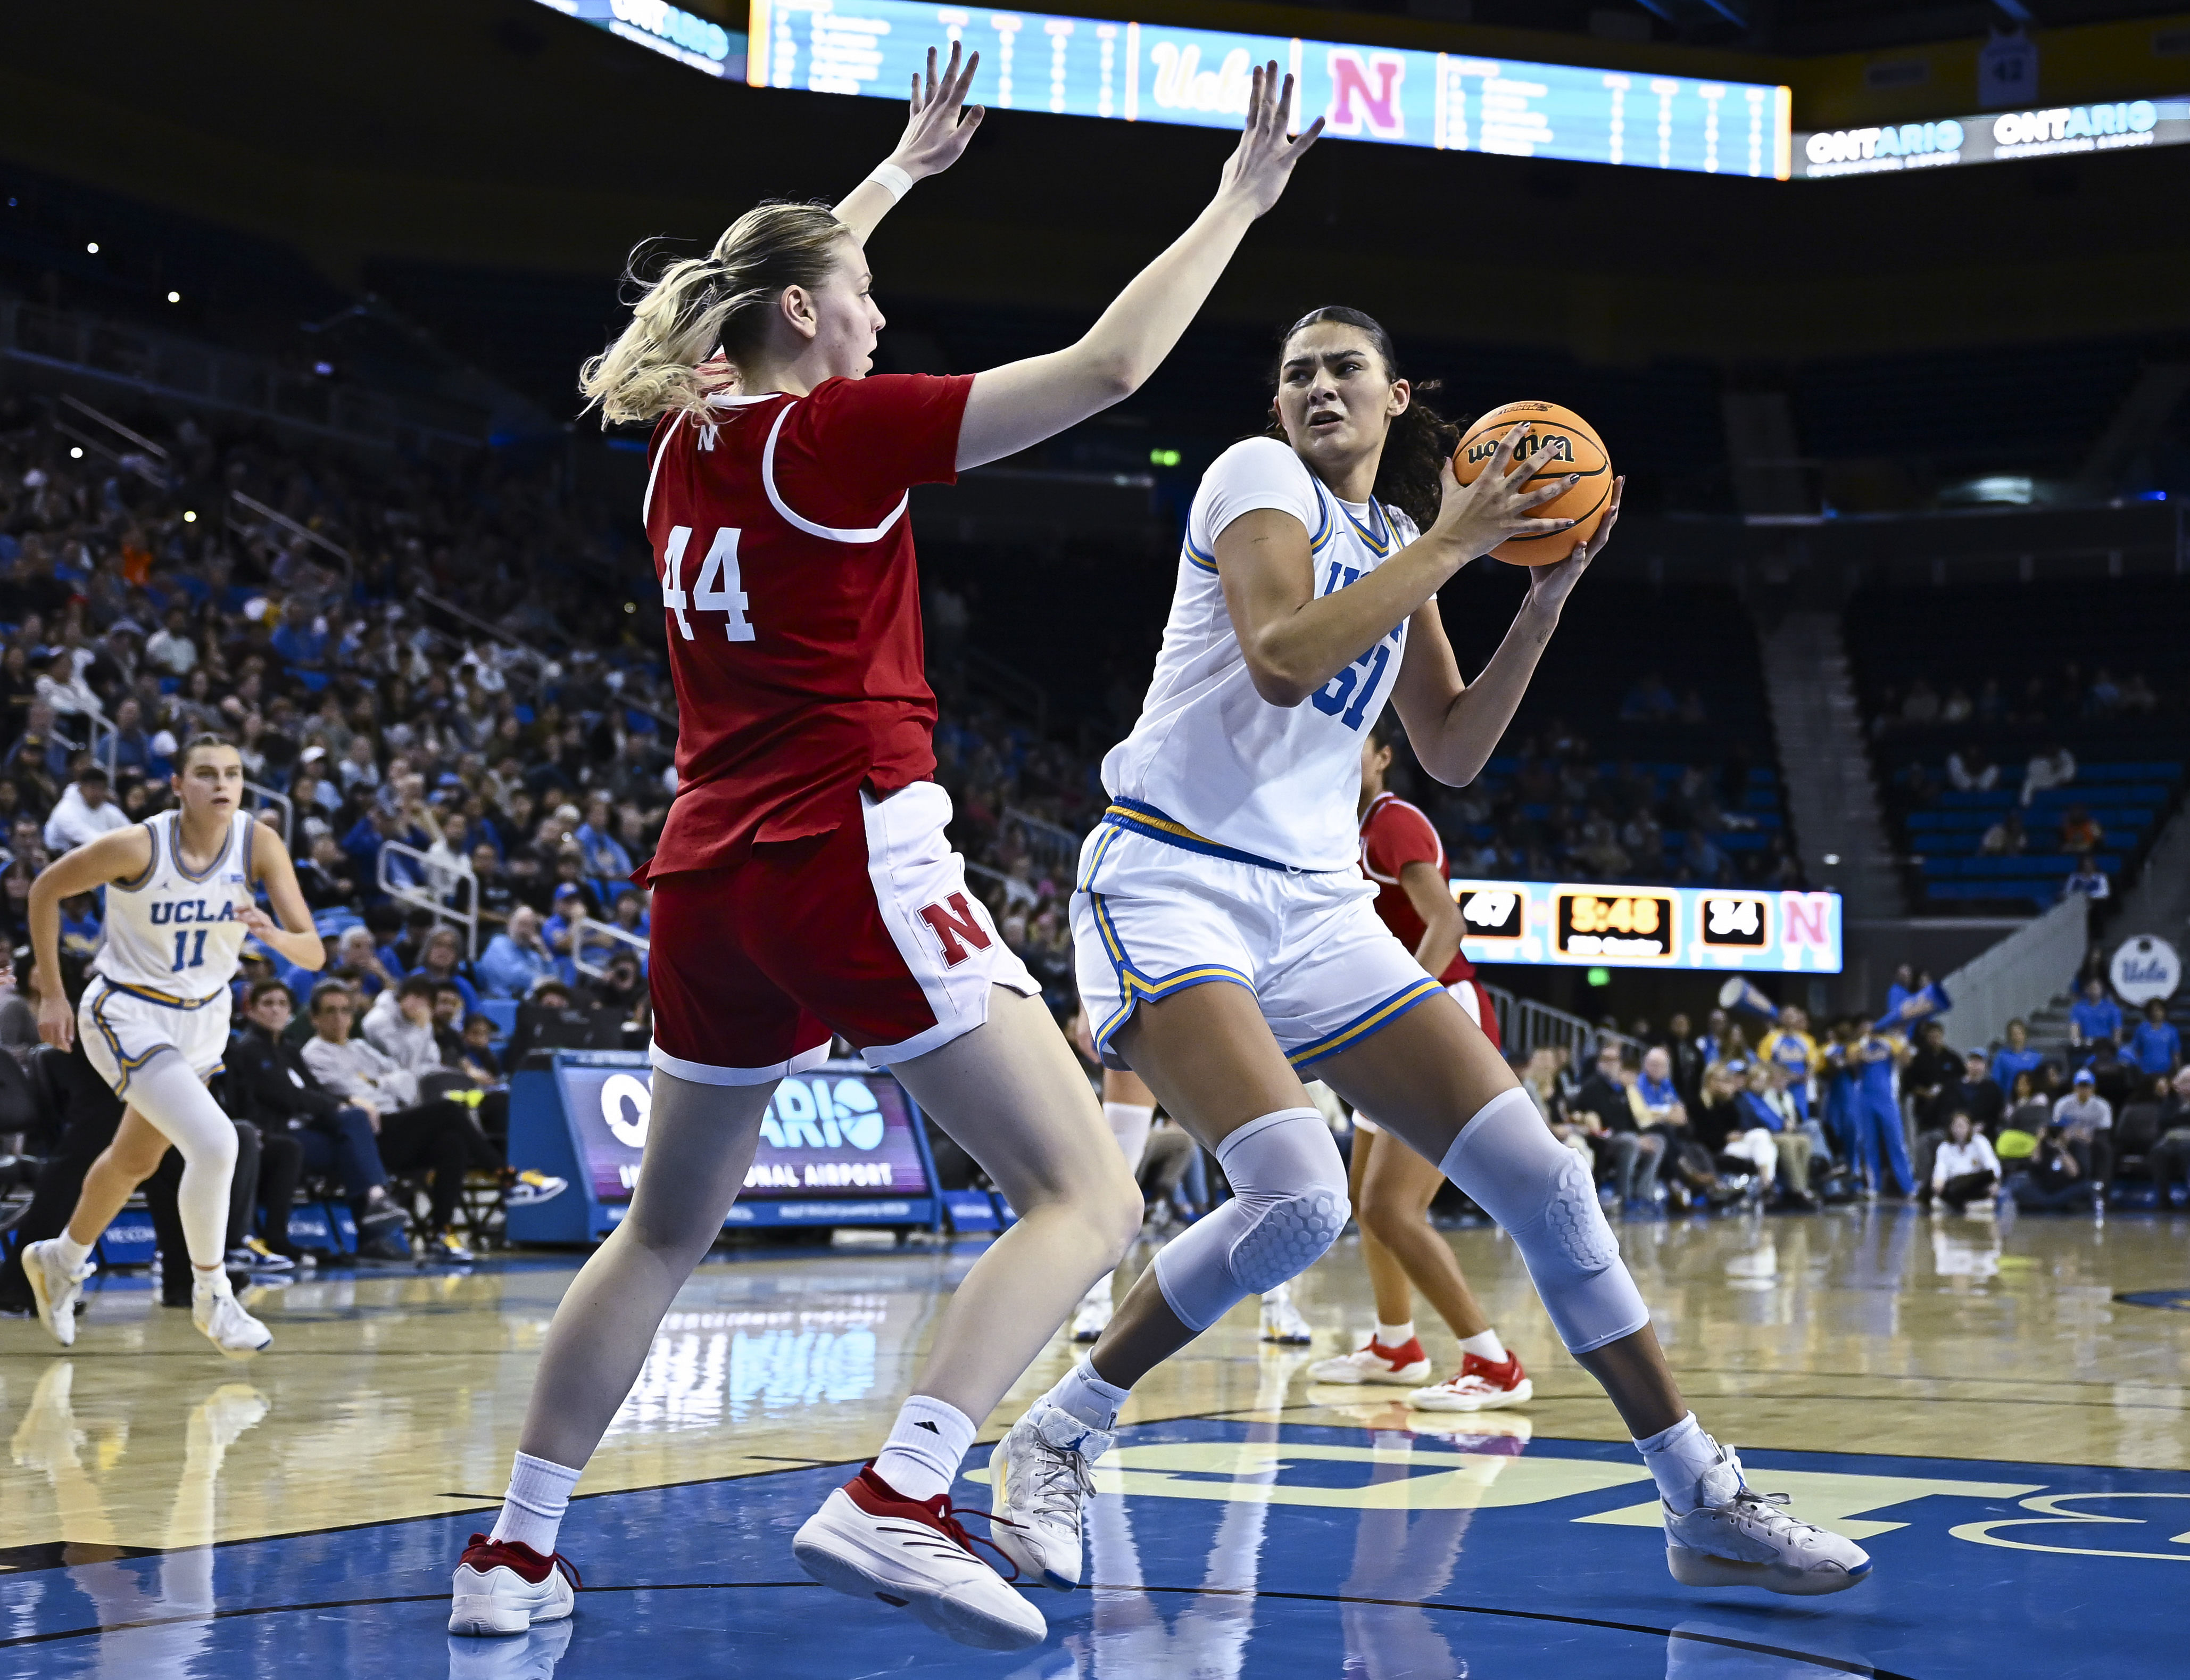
449, 47, 1322, 1651
1305, 716, 1531, 1412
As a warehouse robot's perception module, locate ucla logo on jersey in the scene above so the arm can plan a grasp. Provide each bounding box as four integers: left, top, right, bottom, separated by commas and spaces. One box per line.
149, 900, 238, 926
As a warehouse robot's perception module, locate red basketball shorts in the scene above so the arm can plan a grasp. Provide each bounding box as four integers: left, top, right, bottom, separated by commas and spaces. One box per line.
647, 782, 1039, 1085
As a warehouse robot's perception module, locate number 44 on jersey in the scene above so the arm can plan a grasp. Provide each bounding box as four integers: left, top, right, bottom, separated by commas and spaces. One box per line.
662, 526, 756, 642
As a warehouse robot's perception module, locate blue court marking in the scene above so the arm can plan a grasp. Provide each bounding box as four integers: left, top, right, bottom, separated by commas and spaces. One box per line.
2115, 1289, 2190, 1312
3, 1417, 2185, 1678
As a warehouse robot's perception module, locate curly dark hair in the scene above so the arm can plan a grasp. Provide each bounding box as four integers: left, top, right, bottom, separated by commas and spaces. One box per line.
1264, 306, 1455, 533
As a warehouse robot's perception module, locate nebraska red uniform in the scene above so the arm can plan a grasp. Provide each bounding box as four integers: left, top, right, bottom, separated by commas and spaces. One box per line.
1358, 791, 1499, 1049
638, 375, 1036, 1082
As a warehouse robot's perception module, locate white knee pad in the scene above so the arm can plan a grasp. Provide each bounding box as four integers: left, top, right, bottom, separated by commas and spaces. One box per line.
1439, 1086, 1649, 1354
1103, 1102, 1155, 1174
1152, 1108, 1348, 1333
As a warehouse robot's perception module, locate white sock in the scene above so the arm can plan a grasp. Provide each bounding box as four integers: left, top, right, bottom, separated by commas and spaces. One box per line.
1102, 1102, 1155, 1172
490, 1450, 582, 1554
1262, 1282, 1291, 1305
1635, 1411, 1719, 1513
53, 1232, 93, 1275
1459, 1328, 1507, 1363
1374, 1320, 1416, 1347
873, 1394, 975, 1504
1044, 1358, 1131, 1433
192, 1263, 230, 1301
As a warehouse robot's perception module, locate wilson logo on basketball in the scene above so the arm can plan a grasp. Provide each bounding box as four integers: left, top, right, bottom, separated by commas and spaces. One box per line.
1465, 433, 1574, 466
917, 893, 993, 966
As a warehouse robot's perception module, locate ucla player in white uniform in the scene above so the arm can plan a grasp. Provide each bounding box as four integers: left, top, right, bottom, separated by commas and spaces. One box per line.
20, 735, 325, 1358
988, 308, 1872, 1602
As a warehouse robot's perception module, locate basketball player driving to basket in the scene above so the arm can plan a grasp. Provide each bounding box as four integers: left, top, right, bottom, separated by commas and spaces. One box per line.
984, 307, 1874, 1604
449, 48, 1324, 1651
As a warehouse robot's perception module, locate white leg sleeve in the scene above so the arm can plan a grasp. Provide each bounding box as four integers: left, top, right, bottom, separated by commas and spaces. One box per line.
1438, 1087, 1649, 1355
1151, 1109, 1348, 1333
1103, 1102, 1156, 1173
126, 1053, 239, 1272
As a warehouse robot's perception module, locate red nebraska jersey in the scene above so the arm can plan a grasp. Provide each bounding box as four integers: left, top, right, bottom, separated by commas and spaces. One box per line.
1359, 791, 1474, 986
638, 374, 974, 880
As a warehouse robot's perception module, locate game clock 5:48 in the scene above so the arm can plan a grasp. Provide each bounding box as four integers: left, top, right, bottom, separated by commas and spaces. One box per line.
1555, 890, 1675, 961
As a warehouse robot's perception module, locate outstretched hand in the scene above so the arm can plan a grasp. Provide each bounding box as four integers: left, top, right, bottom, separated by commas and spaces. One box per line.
1525, 475, 1624, 616
1217, 63, 1323, 218
889, 43, 985, 181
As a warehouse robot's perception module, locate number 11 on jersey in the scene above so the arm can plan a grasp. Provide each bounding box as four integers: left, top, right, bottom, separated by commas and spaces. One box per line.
662, 526, 756, 642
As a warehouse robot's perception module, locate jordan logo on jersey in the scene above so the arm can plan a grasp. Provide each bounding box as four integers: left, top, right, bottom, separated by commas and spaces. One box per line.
917, 893, 992, 967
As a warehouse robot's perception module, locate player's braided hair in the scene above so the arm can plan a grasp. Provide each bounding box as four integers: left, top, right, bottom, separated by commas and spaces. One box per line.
1265, 307, 1456, 534
580, 201, 851, 427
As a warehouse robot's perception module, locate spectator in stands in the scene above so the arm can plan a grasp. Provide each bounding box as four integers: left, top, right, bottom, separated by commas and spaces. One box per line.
1929, 1112, 2000, 1212
145, 605, 197, 678
478, 904, 555, 999
227, 979, 412, 1262
2020, 741, 2076, 806
40, 767, 127, 854
1947, 1050, 2005, 1136
412, 925, 480, 1012
1569, 1043, 1664, 1210
2069, 977, 2124, 1048
363, 974, 444, 1078
2063, 853, 2110, 902
1989, 1021, 2045, 1095
296, 832, 360, 910
34, 646, 97, 719
1904, 1020, 1963, 1131
297, 981, 476, 1261
2058, 805, 2103, 856
2128, 998, 2181, 1078
2144, 1066, 2190, 1207
1979, 809, 2027, 856
1945, 743, 1999, 791
2052, 1066, 2113, 1189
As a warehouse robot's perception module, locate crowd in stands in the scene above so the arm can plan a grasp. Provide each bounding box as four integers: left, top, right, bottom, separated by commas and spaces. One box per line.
1850, 580, 2187, 913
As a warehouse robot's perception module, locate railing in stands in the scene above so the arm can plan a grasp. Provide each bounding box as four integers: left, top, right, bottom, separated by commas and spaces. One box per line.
571, 917, 649, 980
376, 838, 478, 959
413, 591, 679, 731
1002, 806, 1080, 874
229, 490, 354, 585
244, 782, 293, 846
1478, 983, 1642, 1066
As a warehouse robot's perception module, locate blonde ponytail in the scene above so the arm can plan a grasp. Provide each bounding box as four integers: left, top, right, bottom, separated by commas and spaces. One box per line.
579, 201, 851, 427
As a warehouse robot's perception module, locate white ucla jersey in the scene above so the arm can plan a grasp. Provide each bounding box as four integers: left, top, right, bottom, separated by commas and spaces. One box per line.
93, 809, 259, 1002
1100, 437, 1420, 871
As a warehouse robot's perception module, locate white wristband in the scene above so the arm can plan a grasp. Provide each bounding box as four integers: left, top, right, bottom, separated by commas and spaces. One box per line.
866, 163, 915, 202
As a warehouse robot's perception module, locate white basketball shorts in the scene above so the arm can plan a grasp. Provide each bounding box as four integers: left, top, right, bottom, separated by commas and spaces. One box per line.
1071, 802, 1441, 1073
80, 975, 234, 1097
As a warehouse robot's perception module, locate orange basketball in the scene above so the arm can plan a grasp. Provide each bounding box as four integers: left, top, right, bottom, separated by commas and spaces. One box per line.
1451, 401, 1613, 565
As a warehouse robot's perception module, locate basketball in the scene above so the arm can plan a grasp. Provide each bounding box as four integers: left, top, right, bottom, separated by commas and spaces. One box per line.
1452, 401, 1613, 565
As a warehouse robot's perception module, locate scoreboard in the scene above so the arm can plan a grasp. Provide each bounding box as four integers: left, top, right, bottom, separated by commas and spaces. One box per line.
746, 0, 1791, 176
1453, 880, 1840, 972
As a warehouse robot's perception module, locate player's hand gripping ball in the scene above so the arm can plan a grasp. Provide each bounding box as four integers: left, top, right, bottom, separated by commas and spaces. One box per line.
1453, 401, 1613, 565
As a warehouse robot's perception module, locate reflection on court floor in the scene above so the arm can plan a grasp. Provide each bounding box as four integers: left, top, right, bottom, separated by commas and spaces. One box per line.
4, 1374, 2187, 1679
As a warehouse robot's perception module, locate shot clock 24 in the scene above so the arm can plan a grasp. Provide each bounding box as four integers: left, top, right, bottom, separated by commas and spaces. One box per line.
1451, 879, 1840, 972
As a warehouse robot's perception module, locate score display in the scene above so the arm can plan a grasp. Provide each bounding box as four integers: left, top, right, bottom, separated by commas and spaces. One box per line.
1451, 879, 1840, 972
746, 0, 1791, 176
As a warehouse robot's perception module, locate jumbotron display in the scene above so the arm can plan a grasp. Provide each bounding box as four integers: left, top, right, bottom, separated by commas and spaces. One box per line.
746, 0, 1791, 175
1451, 880, 1842, 972
1797, 97, 2190, 177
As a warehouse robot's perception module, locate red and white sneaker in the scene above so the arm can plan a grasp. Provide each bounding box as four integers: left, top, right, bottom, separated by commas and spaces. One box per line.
448, 1534, 581, 1636
793, 1464, 1045, 1651
1307, 1336, 1432, 1386
1407, 1352, 1533, 1412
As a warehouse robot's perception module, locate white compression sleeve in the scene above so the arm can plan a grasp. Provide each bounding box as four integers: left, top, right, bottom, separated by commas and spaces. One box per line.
125, 1053, 240, 1272
1438, 1086, 1648, 1354
1151, 1109, 1348, 1333
1102, 1102, 1156, 1172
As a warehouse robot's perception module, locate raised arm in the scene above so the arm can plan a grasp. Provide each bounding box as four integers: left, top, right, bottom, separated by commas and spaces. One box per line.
28, 826, 153, 1049
953, 64, 1321, 471
833, 45, 986, 246
1388, 476, 1625, 786
1218, 425, 1587, 710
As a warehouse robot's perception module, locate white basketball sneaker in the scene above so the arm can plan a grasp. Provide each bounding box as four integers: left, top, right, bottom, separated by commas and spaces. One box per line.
450, 1534, 581, 1635
1259, 1284, 1312, 1345
22, 1239, 92, 1348
1407, 1352, 1533, 1412
1663, 1442, 1872, 1596
1308, 1335, 1433, 1386
793, 1464, 1046, 1650
1069, 1273, 1115, 1343
988, 1400, 1111, 1590
192, 1289, 272, 1359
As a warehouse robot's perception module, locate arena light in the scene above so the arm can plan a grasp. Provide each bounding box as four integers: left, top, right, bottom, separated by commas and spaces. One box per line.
1796, 96, 2190, 177
85, 241, 98, 253
746, 0, 1791, 176
167, 289, 181, 302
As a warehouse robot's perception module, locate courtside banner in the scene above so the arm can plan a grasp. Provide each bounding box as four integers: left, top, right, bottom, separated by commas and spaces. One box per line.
1453, 879, 1841, 972
1797, 97, 2190, 177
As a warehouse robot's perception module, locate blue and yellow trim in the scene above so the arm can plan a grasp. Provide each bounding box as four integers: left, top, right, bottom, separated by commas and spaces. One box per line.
99, 976, 229, 1010
1184, 488, 1334, 574
1183, 532, 1219, 574
86, 980, 170, 1097
1285, 976, 1445, 1069
1333, 492, 1393, 557
1100, 800, 1291, 872
1084, 889, 1255, 1053
169, 812, 235, 884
